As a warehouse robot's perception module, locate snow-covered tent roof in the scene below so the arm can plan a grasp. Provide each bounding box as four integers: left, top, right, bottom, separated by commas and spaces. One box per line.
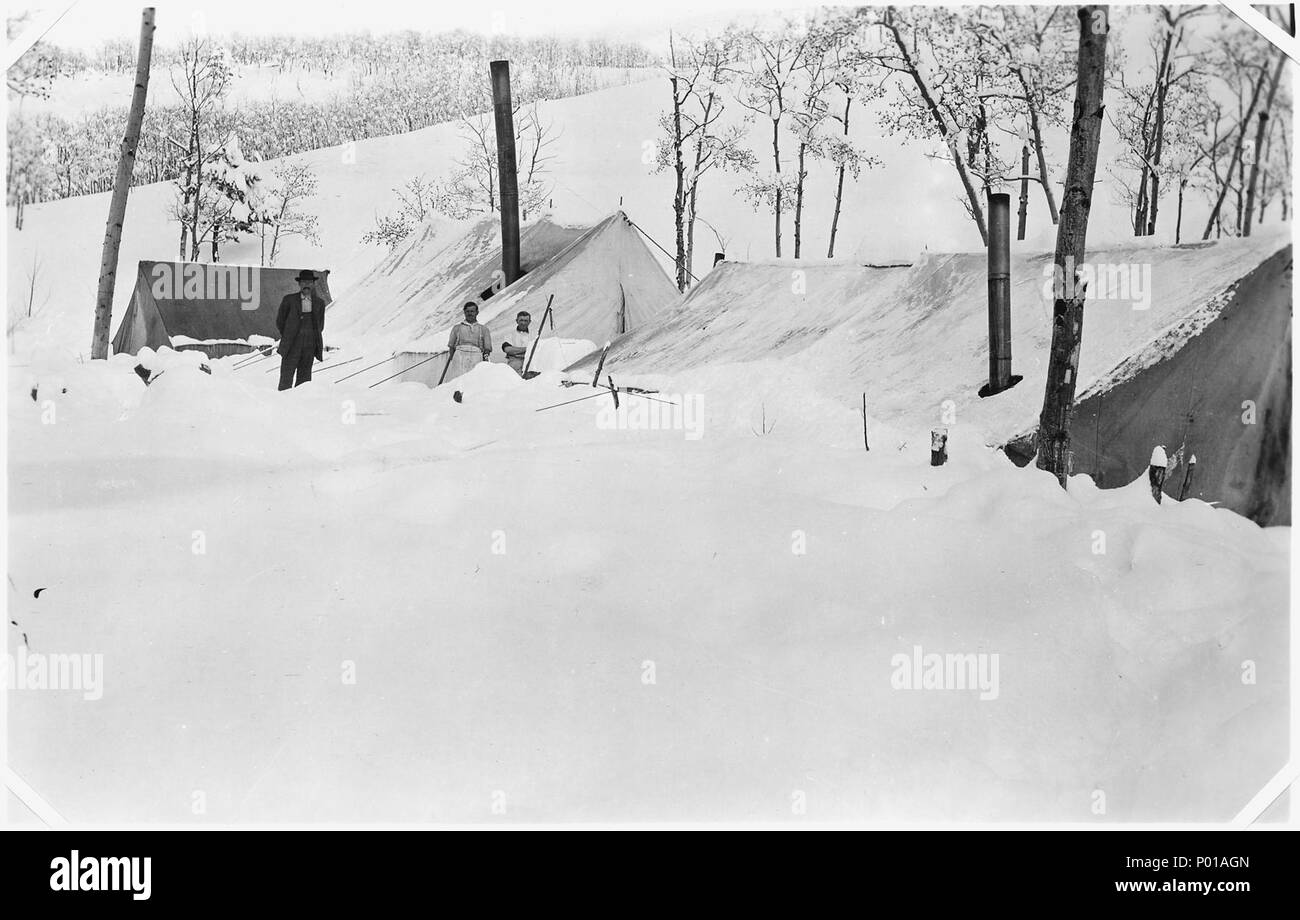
569, 231, 1291, 524
327, 210, 680, 362
110, 261, 333, 356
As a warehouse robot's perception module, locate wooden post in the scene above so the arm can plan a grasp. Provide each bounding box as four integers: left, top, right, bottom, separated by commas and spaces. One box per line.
1178, 453, 1196, 501
1148, 445, 1168, 503
490, 61, 521, 286
1035, 6, 1109, 487
862, 393, 870, 452
92, 7, 155, 359
930, 428, 948, 466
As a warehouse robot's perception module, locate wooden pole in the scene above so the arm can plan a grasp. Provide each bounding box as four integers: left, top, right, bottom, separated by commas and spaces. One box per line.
92, 7, 155, 359
1148, 445, 1168, 503
1035, 6, 1109, 487
1178, 453, 1196, 501
436, 350, 455, 386
522, 294, 555, 376
862, 393, 870, 452
591, 341, 611, 387
490, 61, 521, 285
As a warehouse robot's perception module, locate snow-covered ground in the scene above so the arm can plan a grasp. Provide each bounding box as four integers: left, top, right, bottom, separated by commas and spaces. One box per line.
5, 56, 1291, 826
5, 345, 1288, 822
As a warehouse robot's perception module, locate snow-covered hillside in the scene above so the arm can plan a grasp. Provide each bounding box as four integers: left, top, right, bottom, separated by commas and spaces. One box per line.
10, 73, 1278, 359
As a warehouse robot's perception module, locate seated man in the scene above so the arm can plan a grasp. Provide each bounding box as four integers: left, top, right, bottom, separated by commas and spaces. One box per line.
502, 311, 532, 376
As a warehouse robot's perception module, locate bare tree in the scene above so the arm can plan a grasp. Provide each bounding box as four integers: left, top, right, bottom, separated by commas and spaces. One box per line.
868, 6, 997, 245
263, 159, 320, 265
1200, 18, 1275, 239
1036, 5, 1109, 487
970, 5, 1076, 226
656, 29, 752, 289
1242, 7, 1291, 236
734, 20, 814, 257
824, 13, 883, 257
169, 36, 236, 260
92, 8, 155, 360
1108, 5, 1206, 238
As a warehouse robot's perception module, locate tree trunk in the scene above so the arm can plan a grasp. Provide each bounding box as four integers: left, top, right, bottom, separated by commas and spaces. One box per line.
1202, 74, 1264, 240
685, 91, 715, 284
685, 180, 698, 283
670, 78, 687, 291
1175, 177, 1185, 244
771, 118, 783, 257
793, 142, 806, 258
667, 35, 688, 291
1134, 159, 1149, 236
1243, 52, 1284, 237
827, 94, 851, 258
92, 7, 155, 360
1017, 143, 1030, 240
1146, 169, 1161, 237
1144, 28, 1175, 237
189, 133, 203, 261
1029, 103, 1060, 224
1036, 5, 1108, 487
1235, 144, 1246, 234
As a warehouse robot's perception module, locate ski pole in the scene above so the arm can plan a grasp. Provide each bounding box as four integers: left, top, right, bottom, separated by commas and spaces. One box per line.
369, 352, 443, 388
523, 294, 555, 376
335, 353, 399, 383
313, 355, 364, 373
591, 341, 611, 387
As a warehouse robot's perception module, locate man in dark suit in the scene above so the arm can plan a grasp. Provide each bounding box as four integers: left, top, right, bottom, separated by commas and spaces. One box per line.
276, 270, 326, 390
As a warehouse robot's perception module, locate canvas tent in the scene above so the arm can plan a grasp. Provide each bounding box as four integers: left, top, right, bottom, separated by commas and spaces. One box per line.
111, 261, 333, 358
568, 232, 1290, 525
1003, 245, 1291, 525
328, 210, 680, 385
326, 214, 588, 352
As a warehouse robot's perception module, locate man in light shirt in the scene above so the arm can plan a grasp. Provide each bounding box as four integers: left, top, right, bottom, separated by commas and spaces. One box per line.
502, 310, 532, 376
275, 270, 327, 390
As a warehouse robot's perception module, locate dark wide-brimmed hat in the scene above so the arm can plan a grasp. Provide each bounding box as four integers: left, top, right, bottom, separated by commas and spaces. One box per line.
295, 270, 318, 282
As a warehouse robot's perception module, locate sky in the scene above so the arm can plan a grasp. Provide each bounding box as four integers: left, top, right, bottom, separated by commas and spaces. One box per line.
13, 0, 819, 54
20, 1, 1266, 57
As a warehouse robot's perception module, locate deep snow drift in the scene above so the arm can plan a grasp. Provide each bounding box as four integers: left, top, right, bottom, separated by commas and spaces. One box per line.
6, 348, 1288, 822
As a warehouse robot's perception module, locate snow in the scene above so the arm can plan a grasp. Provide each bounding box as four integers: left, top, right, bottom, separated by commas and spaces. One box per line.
5, 69, 1289, 825
577, 230, 1291, 446
6, 340, 1288, 822
169, 334, 275, 347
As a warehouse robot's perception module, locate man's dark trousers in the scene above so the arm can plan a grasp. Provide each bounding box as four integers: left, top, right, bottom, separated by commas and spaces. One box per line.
278, 343, 314, 390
